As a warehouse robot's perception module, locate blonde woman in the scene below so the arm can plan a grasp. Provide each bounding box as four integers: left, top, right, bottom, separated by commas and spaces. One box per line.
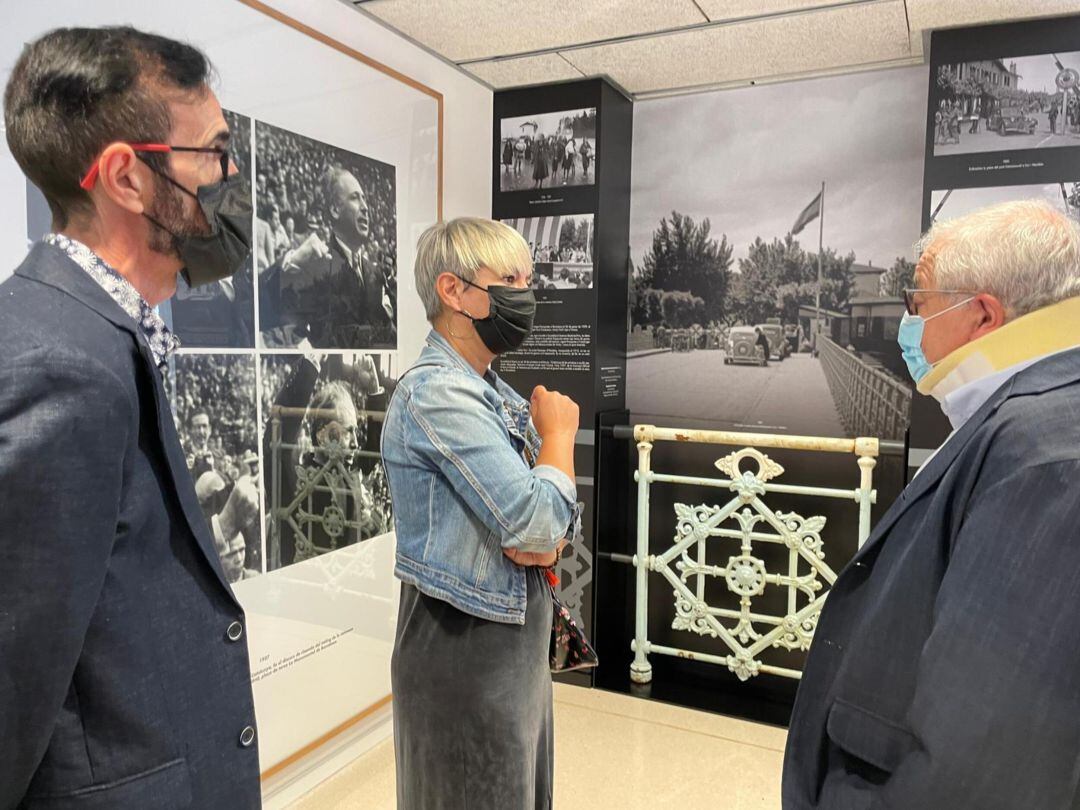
382, 218, 580, 809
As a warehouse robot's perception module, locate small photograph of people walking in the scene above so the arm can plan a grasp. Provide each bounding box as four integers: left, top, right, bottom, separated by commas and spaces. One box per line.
499, 108, 597, 192
933, 51, 1080, 155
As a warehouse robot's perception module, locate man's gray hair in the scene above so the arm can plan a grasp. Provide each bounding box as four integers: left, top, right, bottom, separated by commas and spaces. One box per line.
413, 217, 532, 322
917, 199, 1080, 319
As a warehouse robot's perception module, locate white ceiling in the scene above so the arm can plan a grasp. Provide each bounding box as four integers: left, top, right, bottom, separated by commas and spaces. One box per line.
353, 0, 1080, 98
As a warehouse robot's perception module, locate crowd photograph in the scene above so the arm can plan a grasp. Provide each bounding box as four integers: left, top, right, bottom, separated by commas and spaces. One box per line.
168, 353, 262, 583
260, 351, 396, 572
499, 108, 597, 192
255, 121, 398, 350
503, 213, 595, 290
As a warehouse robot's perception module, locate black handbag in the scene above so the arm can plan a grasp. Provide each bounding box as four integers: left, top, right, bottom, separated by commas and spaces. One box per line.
544, 568, 598, 673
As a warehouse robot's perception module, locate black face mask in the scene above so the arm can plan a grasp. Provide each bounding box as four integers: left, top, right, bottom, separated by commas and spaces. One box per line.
456, 275, 536, 355
143, 166, 253, 288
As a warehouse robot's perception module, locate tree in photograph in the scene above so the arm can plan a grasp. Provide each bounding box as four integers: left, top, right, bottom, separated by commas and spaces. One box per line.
642, 211, 733, 323
879, 257, 916, 298
730, 237, 855, 325
630, 266, 650, 328
732, 234, 807, 325
660, 290, 706, 329
817, 247, 857, 313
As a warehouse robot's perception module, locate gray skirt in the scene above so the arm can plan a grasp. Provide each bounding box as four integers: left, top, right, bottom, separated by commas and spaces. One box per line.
391, 566, 553, 810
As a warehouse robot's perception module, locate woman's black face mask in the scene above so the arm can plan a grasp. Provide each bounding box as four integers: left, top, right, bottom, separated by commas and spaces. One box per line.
455, 274, 536, 355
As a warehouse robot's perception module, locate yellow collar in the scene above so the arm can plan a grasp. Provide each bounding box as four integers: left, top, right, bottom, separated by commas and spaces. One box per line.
917, 296, 1080, 397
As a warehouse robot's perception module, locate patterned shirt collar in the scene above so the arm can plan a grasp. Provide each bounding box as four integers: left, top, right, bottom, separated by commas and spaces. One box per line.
44, 233, 181, 368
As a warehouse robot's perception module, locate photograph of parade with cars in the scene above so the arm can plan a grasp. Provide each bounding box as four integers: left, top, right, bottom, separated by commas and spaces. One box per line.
627, 67, 926, 441
932, 50, 1080, 155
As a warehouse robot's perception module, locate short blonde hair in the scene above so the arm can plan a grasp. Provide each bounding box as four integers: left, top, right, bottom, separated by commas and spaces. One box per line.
414, 217, 532, 322
916, 199, 1080, 319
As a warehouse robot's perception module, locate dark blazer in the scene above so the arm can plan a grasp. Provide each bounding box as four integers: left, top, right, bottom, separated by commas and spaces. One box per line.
783, 347, 1080, 809
0, 242, 260, 809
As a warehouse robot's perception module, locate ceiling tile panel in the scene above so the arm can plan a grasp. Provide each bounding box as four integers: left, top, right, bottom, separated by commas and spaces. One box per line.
906, 0, 1080, 34
464, 52, 585, 88
562, 0, 911, 94
362, 0, 707, 62
694, 0, 866, 22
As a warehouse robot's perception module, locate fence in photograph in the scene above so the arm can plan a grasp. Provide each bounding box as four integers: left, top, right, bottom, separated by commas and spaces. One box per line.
267, 405, 386, 568
818, 336, 911, 441
629, 425, 878, 684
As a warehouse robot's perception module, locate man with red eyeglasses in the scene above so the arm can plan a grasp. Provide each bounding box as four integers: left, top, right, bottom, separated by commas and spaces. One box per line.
0, 27, 259, 809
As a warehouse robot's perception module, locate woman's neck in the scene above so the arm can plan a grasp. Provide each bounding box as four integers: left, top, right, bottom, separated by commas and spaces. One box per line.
434, 316, 495, 376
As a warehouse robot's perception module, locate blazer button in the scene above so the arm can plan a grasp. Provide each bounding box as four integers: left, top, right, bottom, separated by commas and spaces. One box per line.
240, 726, 256, 748
226, 621, 244, 642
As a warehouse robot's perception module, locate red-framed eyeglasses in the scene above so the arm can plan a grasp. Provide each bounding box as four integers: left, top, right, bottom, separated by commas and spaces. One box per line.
79, 142, 231, 190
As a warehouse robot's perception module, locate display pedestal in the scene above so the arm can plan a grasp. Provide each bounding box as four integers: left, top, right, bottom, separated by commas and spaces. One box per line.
492, 79, 633, 683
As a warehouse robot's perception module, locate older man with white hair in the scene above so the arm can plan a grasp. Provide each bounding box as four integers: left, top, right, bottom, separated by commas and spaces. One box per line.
783, 199, 1080, 810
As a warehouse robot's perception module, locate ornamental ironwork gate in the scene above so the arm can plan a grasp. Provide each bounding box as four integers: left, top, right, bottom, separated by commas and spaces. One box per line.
630, 425, 878, 684
268, 405, 389, 569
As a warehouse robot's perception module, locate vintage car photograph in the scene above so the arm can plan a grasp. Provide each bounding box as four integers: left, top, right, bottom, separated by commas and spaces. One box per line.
724, 326, 768, 366
990, 104, 1038, 135
756, 321, 791, 360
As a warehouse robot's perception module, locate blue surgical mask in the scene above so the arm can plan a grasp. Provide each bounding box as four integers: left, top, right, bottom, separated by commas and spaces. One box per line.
897, 297, 975, 383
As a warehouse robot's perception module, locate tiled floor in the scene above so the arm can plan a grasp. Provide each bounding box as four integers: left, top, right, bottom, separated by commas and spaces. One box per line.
288, 684, 786, 809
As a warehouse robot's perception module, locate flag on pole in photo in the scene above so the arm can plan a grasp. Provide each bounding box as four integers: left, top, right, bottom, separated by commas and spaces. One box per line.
791, 191, 822, 235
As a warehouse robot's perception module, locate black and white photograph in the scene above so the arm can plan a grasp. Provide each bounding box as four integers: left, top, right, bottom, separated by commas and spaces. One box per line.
932, 52, 1080, 156
255, 121, 397, 351
260, 351, 397, 572
504, 214, 595, 290
499, 108, 597, 192
930, 181, 1080, 224
165, 353, 261, 583
164, 108, 256, 348
628, 67, 925, 441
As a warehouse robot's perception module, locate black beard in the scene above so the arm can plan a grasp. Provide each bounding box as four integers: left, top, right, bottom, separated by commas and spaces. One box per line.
145, 174, 211, 259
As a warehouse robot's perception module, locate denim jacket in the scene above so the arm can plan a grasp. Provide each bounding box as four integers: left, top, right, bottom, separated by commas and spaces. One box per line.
381, 330, 580, 624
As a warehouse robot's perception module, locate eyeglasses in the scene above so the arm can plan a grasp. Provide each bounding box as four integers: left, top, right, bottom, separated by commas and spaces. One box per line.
902, 288, 978, 316
79, 142, 231, 190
